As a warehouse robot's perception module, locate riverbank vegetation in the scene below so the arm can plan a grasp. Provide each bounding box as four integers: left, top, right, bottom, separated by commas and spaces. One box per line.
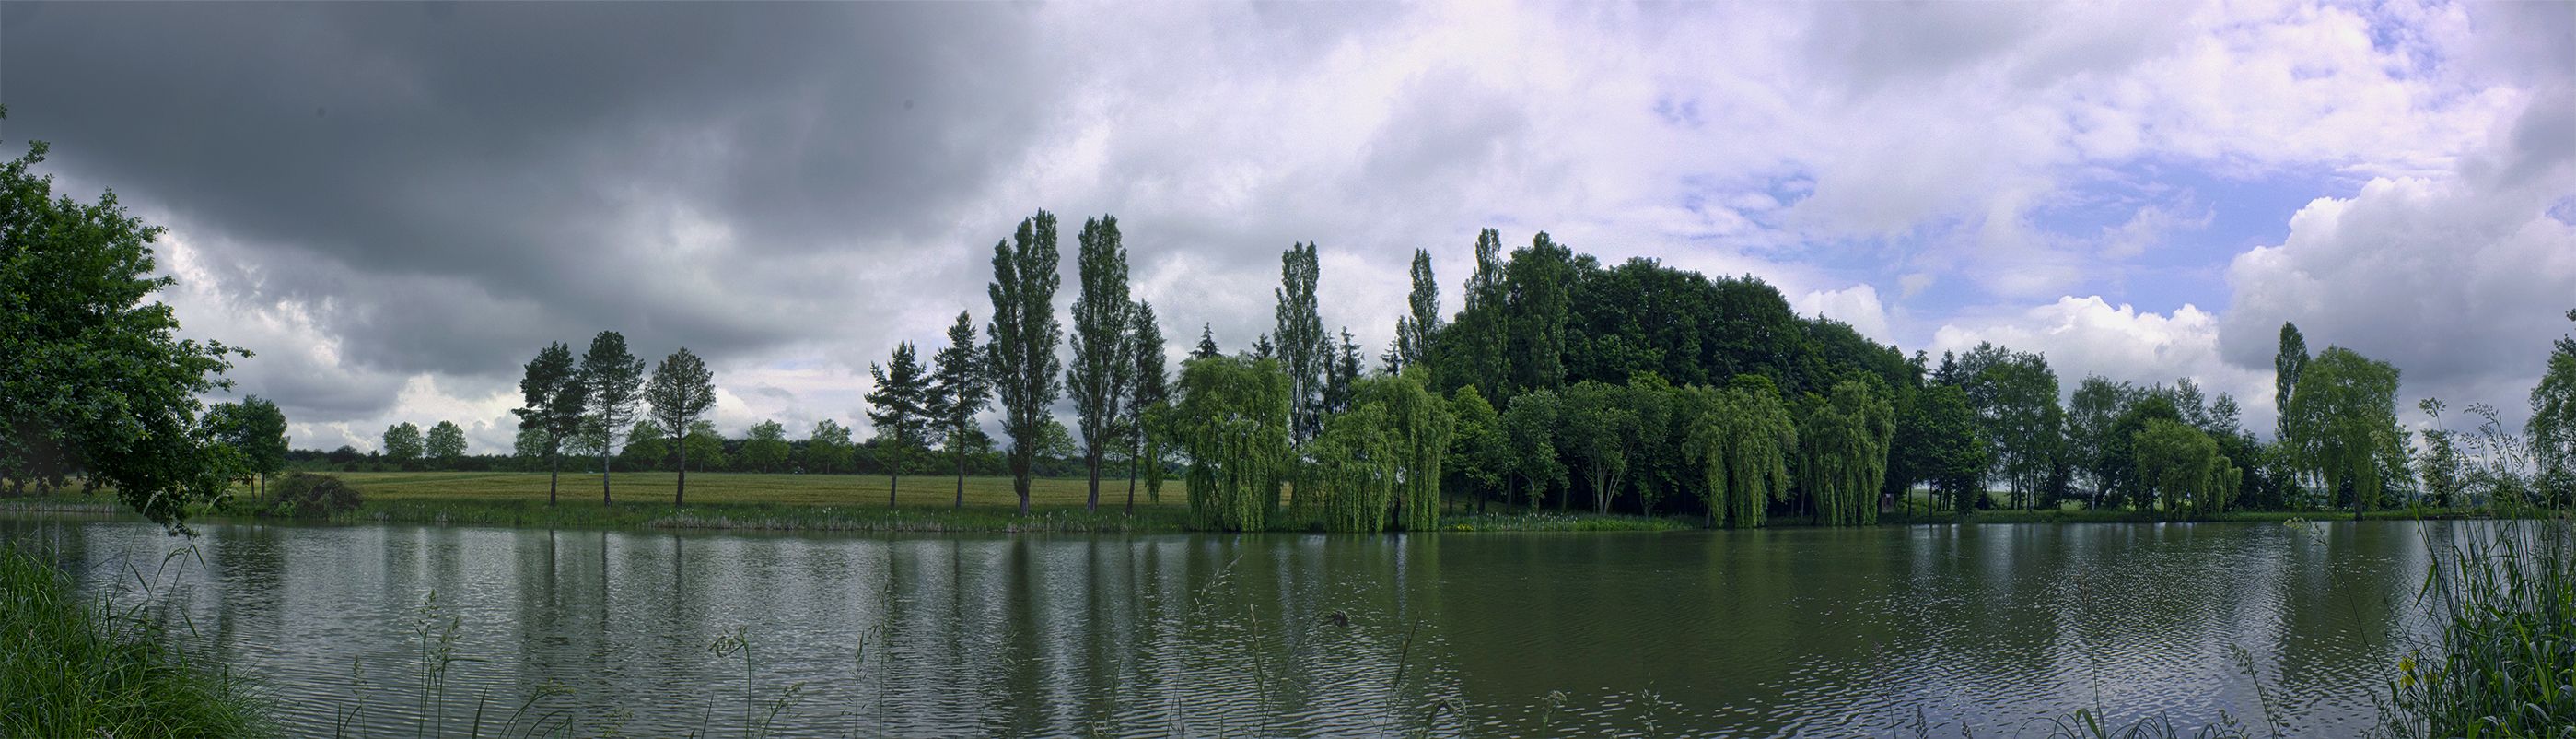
0, 546, 268, 737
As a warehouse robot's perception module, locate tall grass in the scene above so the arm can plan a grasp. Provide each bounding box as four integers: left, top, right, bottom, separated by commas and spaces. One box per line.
0, 545, 270, 737
2385, 516, 2576, 737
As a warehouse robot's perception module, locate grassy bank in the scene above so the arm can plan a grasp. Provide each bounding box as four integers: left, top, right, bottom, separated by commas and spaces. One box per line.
0, 546, 270, 737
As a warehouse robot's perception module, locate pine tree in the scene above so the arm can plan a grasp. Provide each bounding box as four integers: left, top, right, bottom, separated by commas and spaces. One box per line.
927, 311, 991, 509
578, 331, 647, 505
867, 342, 932, 508
645, 346, 717, 506
513, 342, 587, 505
1193, 323, 1221, 359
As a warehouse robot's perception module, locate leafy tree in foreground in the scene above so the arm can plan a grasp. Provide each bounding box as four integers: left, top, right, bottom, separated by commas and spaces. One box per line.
927, 311, 990, 509
206, 396, 289, 501
1368, 370, 1453, 531
513, 341, 588, 505
1312, 402, 1399, 533
1692, 375, 1798, 528
1172, 355, 1290, 531
741, 420, 789, 474
1127, 301, 1170, 510
1, 114, 245, 528
2134, 419, 2217, 517
1067, 215, 1134, 511
578, 331, 647, 505
2529, 310, 2576, 506
2285, 346, 2404, 521
1446, 385, 1508, 512
382, 422, 425, 470
425, 421, 467, 470
867, 342, 931, 508
986, 211, 1065, 514
646, 346, 717, 506
1907, 383, 1988, 514
1562, 380, 1640, 514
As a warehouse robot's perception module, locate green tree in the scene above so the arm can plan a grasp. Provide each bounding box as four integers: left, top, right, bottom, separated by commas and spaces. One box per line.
513, 426, 552, 473
985, 211, 1065, 515
646, 346, 717, 506
1193, 323, 1221, 359
1445, 385, 1509, 510
1323, 328, 1364, 417
1966, 347, 2062, 510
425, 421, 468, 470
1311, 402, 1400, 532
1625, 373, 1680, 516
1067, 215, 1134, 511
1500, 389, 1567, 510
2418, 399, 2468, 509
1171, 355, 1292, 531
2529, 310, 2576, 503
205, 396, 289, 501
578, 331, 647, 505
513, 341, 588, 505
1274, 241, 1328, 445
2275, 322, 2309, 444
683, 420, 729, 473
1797, 379, 1896, 526
382, 422, 425, 469
2134, 419, 2217, 517
1504, 232, 1574, 393
2065, 376, 2132, 506
1394, 249, 1440, 377
803, 419, 853, 475
868, 342, 932, 508
742, 420, 790, 474
1445, 229, 1510, 397
1907, 383, 1988, 513
0, 116, 245, 528
1691, 375, 1798, 528
622, 420, 670, 472
2285, 346, 2404, 521
1561, 381, 1640, 513
927, 311, 991, 509
1366, 369, 1453, 531
1126, 301, 1170, 510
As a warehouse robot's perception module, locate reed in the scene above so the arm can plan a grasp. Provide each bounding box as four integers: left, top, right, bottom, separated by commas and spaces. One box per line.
0, 545, 271, 738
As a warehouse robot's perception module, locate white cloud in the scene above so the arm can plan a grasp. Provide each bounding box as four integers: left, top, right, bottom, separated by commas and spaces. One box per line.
1932, 297, 2277, 427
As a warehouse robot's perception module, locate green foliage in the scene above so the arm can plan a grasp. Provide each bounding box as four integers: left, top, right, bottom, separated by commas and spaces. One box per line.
425, 421, 467, 469
1797, 379, 1896, 526
1274, 241, 1328, 444
646, 346, 717, 504
1067, 215, 1134, 510
1903, 383, 1989, 513
2285, 346, 2404, 520
2529, 310, 2576, 499
578, 331, 647, 503
1444, 229, 1512, 399
263, 471, 365, 518
1, 123, 246, 528
867, 342, 932, 507
1691, 375, 1798, 528
511, 341, 588, 503
1961, 344, 2063, 510
986, 211, 1066, 513
2387, 520, 2576, 737
1356, 370, 1453, 531
1, 546, 270, 736
1172, 355, 1291, 531
802, 419, 853, 475
204, 395, 290, 490
1193, 323, 1220, 359
1501, 389, 1568, 510
1393, 248, 1440, 378
1311, 402, 1400, 532
1624, 373, 1681, 516
1560, 380, 1640, 514
682, 420, 729, 473
927, 311, 992, 507
1128, 301, 1171, 507
1445, 385, 1509, 506
2275, 322, 2308, 444
2134, 419, 2224, 517
1504, 232, 1575, 393
382, 422, 425, 468
741, 420, 790, 474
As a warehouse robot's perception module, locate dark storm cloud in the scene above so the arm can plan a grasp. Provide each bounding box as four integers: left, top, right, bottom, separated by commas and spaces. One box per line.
2, 1, 1053, 380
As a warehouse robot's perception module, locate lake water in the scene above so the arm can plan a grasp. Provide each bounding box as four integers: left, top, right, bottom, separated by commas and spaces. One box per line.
1, 515, 2457, 737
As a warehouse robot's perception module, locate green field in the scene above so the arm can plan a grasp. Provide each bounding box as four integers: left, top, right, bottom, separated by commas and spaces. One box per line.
325, 470, 1187, 510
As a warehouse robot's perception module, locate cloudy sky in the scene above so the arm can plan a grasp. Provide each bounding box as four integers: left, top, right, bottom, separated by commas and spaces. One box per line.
5, 1, 2571, 453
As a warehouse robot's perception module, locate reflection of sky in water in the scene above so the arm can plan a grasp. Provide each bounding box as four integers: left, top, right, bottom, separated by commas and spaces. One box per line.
5, 517, 2446, 737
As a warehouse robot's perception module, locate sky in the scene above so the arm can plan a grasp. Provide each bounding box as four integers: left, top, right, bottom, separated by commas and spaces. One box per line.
4, 0, 2571, 454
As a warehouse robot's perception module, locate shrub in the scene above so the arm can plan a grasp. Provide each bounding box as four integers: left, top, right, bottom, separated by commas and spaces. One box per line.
263, 472, 363, 518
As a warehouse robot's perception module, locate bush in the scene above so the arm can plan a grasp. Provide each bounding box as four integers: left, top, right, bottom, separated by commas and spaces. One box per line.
262, 472, 363, 518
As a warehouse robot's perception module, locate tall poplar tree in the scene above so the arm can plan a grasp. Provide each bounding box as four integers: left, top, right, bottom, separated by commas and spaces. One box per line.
985, 211, 1065, 514
927, 311, 991, 509
2274, 322, 2309, 443
1067, 215, 1135, 511
1448, 229, 1510, 398
867, 342, 931, 508
1394, 249, 1440, 376
1504, 232, 1573, 393
1275, 241, 1327, 445
579, 331, 647, 505
645, 346, 717, 506
1126, 301, 1170, 510
513, 342, 587, 505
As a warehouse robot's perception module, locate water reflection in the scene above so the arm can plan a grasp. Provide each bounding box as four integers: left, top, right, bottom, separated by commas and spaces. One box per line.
0, 516, 2444, 737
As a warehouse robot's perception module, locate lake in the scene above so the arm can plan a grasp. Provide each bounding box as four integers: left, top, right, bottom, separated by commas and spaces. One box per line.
1, 515, 2456, 737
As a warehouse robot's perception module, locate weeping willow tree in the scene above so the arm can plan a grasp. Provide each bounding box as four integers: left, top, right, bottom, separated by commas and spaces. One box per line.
2204, 454, 2244, 516
2135, 418, 2216, 516
1172, 355, 1291, 531
1366, 369, 1453, 532
1688, 375, 1798, 528
1312, 403, 1400, 532
1797, 379, 1896, 526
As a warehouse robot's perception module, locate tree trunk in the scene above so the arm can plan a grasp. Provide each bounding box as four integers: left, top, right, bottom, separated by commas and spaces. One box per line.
548, 451, 561, 506
676, 438, 687, 508
953, 445, 966, 510
1012, 452, 1032, 515
1085, 450, 1102, 512
1125, 454, 1137, 514
600, 452, 612, 506
888, 470, 899, 509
